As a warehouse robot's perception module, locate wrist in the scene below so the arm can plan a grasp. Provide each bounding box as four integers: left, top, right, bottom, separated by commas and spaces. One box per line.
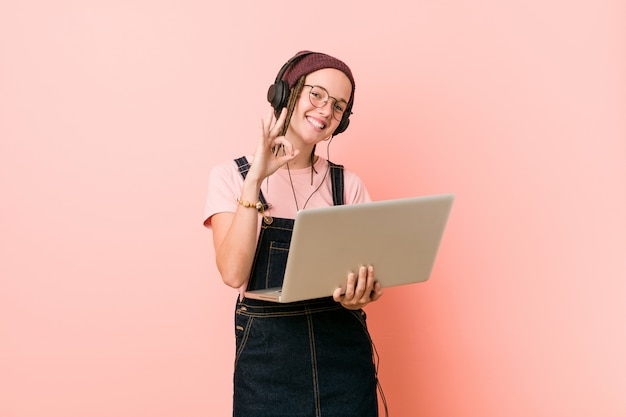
240, 177, 263, 200
236, 195, 272, 224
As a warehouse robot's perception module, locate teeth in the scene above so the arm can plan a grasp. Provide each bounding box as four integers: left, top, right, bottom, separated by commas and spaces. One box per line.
307, 117, 325, 129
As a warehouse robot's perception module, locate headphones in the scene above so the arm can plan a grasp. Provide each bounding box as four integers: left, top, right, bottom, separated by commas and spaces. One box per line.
266, 51, 352, 136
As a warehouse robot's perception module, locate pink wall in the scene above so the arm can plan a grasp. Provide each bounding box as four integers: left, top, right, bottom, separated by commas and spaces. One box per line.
1, 1, 624, 416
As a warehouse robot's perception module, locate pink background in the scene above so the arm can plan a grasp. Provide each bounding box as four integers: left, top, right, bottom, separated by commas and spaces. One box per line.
1, 1, 624, 416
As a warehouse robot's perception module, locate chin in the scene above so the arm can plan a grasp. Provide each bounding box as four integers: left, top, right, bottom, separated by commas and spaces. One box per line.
292, 124, 330, 144
306, 125, 335, 141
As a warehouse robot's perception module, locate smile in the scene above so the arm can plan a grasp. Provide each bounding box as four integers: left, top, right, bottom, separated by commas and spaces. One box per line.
307, 116, 326, 130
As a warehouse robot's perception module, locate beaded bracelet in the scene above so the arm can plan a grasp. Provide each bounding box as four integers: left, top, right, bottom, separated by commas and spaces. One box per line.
237, 197, 272, 224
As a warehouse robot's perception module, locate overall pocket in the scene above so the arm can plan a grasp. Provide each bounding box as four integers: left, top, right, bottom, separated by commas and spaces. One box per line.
234, 308, 253, 367
265, 240, 290, 288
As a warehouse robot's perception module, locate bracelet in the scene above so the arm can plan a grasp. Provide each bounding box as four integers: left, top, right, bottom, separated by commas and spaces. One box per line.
237, 197, 263, 210
237, 197, 272, 224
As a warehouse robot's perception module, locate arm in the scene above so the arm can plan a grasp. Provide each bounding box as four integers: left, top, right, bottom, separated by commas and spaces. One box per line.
211, 108, 298, 288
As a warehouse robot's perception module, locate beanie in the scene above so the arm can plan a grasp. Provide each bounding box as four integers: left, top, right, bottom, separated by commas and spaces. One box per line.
282, 51, 355, 107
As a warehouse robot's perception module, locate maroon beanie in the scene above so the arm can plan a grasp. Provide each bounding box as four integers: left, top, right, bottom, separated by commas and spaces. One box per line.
282, 51, 355, 107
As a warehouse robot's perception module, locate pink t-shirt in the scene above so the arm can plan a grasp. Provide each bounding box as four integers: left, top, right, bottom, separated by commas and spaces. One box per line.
203, 155, 371, 229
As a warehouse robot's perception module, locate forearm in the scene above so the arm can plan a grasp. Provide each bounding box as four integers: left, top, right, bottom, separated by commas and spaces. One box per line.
214, 177, 263, 288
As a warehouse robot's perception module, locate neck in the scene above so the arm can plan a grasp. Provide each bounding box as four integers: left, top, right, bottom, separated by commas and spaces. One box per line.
284, 145, 317, 169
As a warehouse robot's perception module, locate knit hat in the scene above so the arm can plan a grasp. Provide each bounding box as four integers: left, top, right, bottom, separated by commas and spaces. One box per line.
283, 51, 355, 107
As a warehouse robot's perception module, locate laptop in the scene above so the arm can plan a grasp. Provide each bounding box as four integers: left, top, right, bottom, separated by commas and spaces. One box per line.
244, 194, 455, 303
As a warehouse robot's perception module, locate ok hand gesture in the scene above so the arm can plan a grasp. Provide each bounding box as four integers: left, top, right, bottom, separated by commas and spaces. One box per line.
247, 108, 300, 183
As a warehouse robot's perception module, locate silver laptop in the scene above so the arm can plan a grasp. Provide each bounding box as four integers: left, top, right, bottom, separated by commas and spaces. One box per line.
244, 194, 454, 303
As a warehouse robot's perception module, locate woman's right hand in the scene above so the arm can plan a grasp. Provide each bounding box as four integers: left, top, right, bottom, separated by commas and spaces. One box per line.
247, 107, 300, 183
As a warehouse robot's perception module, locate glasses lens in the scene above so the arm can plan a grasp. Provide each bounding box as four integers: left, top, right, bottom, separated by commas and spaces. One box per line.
332, 101, 346, 121
308, 86, 327, 108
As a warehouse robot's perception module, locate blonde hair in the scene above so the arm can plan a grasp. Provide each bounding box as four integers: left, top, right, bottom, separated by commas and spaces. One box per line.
280, 76, 318, 167
280, 75, 306, 136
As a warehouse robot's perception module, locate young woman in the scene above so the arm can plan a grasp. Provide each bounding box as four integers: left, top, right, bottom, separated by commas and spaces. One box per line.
204, 51, 384, 417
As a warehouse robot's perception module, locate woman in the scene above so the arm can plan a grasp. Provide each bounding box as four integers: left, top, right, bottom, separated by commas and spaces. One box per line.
203, 51, 384, 417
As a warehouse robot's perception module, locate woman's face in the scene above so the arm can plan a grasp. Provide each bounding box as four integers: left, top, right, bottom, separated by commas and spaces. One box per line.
286, 68, 352, 145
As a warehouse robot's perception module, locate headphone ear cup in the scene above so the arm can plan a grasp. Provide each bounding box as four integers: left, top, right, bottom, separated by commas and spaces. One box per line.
267, 80, 291, 117
333, 112, 350, 135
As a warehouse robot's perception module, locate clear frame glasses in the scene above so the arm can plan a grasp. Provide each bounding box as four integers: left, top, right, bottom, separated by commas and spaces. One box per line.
303, 84, 348, 121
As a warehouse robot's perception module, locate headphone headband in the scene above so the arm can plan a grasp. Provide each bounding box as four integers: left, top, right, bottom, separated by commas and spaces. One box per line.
273, 51, 316, 84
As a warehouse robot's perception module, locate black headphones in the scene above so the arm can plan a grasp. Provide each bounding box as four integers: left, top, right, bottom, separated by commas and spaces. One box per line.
266, 51, 352, 136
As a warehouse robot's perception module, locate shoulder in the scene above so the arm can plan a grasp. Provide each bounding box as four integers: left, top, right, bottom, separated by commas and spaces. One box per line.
324, 158, 371, 204
211, 156, 245, 174
325, 158, 362, 182
209, 156, 252, 183
204, 156, 250, 224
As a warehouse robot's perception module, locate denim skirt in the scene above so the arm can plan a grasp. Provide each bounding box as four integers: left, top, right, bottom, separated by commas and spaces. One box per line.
233, 296, 378, 417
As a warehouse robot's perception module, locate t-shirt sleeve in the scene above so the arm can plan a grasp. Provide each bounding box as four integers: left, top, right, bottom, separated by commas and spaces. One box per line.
203, 160, 243, 227
343, 169, 372, 205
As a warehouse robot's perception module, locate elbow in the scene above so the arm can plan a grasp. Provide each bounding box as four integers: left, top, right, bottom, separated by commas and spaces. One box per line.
216, 262, 249, 289
221, 274, 247, 289
215, 245, 252, 289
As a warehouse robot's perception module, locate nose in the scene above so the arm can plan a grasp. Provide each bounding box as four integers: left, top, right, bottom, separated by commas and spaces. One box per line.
316, 99, 334, 118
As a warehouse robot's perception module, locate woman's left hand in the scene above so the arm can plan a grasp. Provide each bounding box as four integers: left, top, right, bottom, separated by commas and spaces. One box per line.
333, 265, 383, 310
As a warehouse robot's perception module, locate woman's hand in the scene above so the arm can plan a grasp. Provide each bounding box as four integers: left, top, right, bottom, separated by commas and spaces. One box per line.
333, 265, 384, 310
247, 107, 299, 182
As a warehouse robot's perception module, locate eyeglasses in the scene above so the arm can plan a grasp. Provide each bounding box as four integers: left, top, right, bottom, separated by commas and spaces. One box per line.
303, 85, 349, 121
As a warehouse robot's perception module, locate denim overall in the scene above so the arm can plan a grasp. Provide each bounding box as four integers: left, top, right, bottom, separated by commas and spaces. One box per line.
232, 157, 378, 417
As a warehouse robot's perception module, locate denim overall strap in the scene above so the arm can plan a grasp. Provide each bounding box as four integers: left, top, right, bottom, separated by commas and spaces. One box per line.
234, 157, 270, 211
328, 161, 345, 206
